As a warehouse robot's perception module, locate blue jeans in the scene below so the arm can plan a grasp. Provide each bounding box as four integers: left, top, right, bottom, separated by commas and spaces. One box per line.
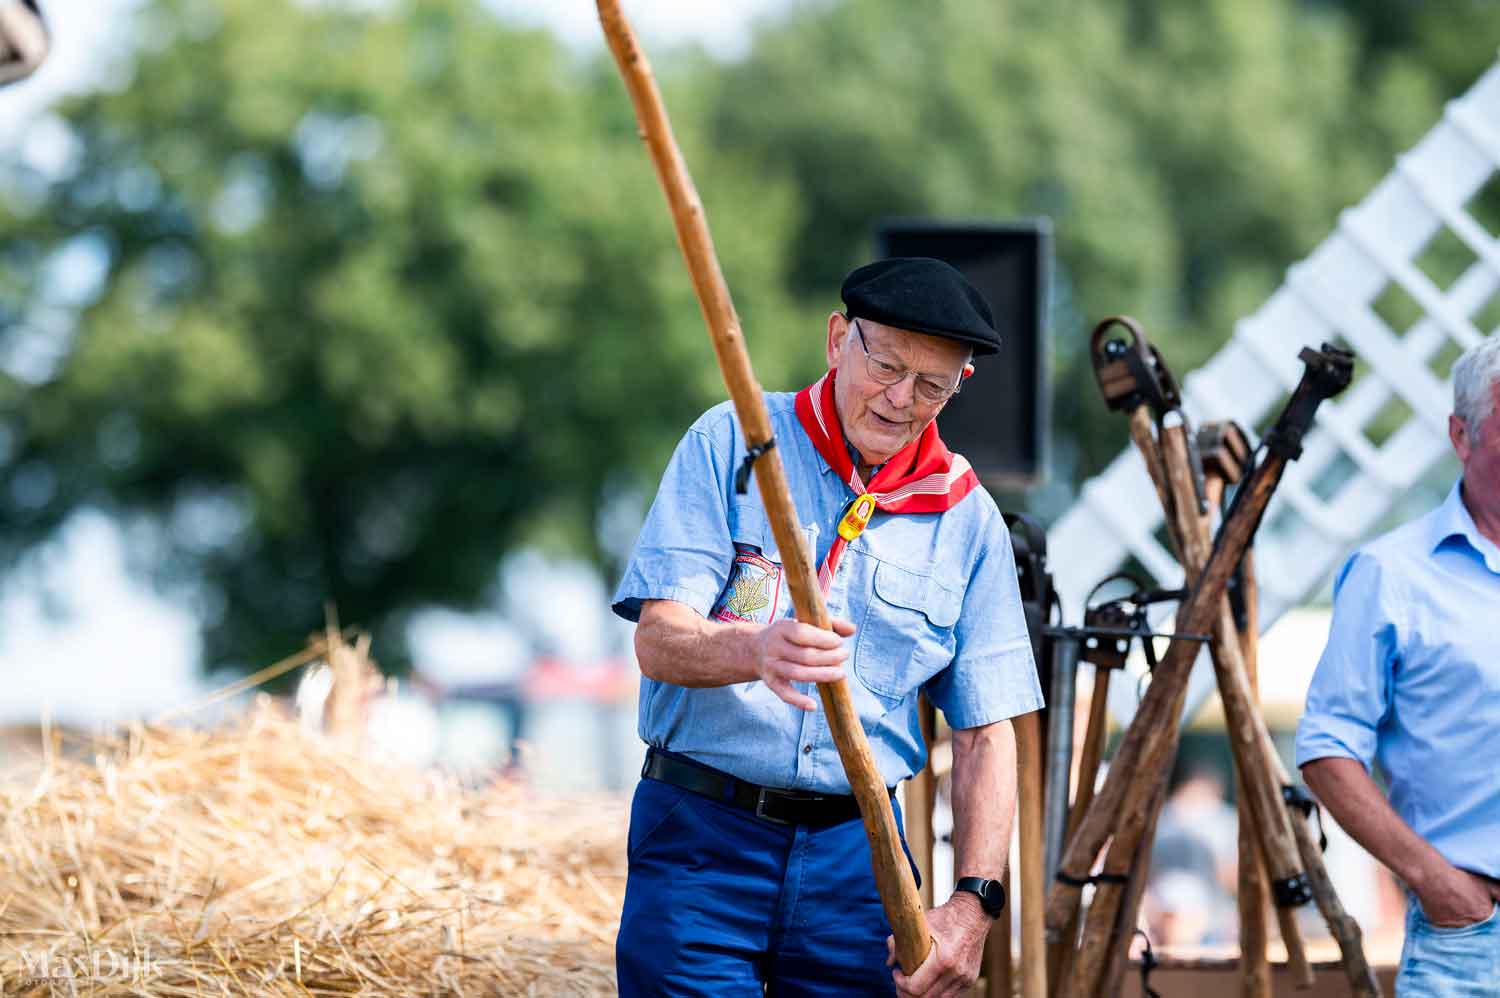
616, 776, 918, 996
1397, 899, 1500, 996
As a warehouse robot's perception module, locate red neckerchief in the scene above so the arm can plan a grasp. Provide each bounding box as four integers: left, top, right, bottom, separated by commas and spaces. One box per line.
793, 370, 980, 590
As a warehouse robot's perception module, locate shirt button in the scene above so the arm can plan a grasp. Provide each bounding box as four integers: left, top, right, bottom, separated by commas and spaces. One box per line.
803, 744, 813, 754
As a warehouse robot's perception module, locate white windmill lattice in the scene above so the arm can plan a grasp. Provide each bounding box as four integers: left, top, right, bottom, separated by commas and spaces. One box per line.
1046, 61, 1500, 724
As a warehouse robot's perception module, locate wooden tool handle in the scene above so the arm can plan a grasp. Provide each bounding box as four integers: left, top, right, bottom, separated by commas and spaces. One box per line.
985, 867, 1016, 998
596, 0, 931, 973
1062, 423, 1208, 998
1045, 636, 1189, 932
1260, 718, 1382, 996
1274, 903, 1316, 989
1174, 455, 1309, 988
1061, 773, 1170, 998
909, 696, 939, 910
1158, 432, 1305, 905
1213, 467, 1272, 994
1228, 536, 1272, 998
1127, 406, 1170, 514
1017, 710, 1048, 998
1289, 805, 1381, 996
1046, 664, 1112, 992
1172, 430, 1315, 981
1059, 423, 1191, 998
1101, 781, 1169, 998
1069, 670, 1112, 843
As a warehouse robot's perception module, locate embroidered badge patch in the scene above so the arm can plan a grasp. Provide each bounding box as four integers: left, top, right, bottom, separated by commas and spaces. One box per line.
711, 544, 782, 624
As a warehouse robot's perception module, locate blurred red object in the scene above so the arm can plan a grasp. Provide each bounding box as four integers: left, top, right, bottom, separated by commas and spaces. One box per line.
524, 655, 634, 703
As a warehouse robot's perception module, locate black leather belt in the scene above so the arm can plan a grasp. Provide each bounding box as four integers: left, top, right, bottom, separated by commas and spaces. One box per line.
642, 748, 886, 827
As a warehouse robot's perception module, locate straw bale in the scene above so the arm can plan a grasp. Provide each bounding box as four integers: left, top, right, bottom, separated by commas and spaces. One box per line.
0, 699, 627, 996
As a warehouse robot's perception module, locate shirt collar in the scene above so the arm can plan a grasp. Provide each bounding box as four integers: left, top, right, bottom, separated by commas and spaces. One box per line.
836, 437, 858, 475
1431, 477, 1500, 574
832, 437, 884, 479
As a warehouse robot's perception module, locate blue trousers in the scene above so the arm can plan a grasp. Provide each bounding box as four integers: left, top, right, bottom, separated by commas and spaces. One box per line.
616, 776, 918, 996
1397, 898, 1500, 996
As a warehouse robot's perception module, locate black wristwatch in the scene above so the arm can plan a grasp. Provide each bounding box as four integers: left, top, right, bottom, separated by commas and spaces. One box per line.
954, 877, 1007, 917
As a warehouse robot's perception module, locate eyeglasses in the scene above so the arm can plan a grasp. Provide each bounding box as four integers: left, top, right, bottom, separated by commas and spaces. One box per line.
852, 320, 964, 405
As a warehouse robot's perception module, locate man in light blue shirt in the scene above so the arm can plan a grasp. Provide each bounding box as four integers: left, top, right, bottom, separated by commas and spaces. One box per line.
612, 259, 1042, 997
1297, 335, 1500, 994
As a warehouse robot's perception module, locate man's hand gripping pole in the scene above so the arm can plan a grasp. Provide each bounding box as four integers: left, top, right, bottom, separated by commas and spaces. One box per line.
595, 0, 932, 974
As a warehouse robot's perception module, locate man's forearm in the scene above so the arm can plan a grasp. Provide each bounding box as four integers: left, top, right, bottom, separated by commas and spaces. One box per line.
1301, 756, 1452, 890
634, 599, 761, 687
635, 599, 851, 713
950, 719, 1017, 881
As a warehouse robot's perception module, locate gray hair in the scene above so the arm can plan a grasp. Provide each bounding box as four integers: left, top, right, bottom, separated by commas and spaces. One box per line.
1454, 335, 1500, 441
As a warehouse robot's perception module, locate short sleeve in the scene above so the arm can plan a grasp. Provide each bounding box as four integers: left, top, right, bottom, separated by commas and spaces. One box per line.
1294, 552, 1400, 771
611, 426, 735, 623
924, 517, 1044, 728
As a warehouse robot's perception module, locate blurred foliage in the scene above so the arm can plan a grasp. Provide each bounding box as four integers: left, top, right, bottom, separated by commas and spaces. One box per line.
0, 0, 1493, 670
0, 0, 809, 669
1333, 0, 1500, 98
709, 0, 1442, 476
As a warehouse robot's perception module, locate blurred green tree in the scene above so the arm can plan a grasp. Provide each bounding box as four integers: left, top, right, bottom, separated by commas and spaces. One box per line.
1, 0, 1491, 673
1334, 0, 1499, 102
704, 0, 1484, 480
0, 0, 809, 670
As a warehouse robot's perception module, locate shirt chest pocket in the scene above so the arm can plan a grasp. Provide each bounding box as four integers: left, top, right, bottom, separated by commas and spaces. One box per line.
719, 502, 815, 624
854, 560, 961, 707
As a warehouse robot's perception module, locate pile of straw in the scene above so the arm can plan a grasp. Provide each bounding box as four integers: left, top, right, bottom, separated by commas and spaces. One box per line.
0, 699, 626, 995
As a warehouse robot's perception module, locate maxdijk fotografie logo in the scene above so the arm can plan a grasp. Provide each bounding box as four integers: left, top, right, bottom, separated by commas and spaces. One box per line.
11, 946, 172, 984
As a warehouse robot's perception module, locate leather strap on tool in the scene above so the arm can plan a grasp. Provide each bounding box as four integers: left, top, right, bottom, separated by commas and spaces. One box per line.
1054, 871, 1130, 887
1134, 930, 1163, 998
1284, 784, 1330, 854
734, 438, 777, 495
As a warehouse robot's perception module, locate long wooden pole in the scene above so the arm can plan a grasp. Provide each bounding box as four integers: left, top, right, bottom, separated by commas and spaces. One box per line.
1045, 664, 1111, 994
1101, 777, 1168, 997
1069, 671, 1112, 848
1211, 478, 1272, 998
1178, 453, 1313, 992
985, 868, 1015, 998
1016, 710, 1049, 998
1048, 409, 1153, 998
910, 696, 939, 910
1194, 427, 1278, 996
1266, 725, 1382, 995
596, 0, 931, 973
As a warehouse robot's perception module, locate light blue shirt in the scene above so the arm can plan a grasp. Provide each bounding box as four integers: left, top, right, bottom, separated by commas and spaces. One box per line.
1296, 479, 1500, 877
613, 393, 1043, 795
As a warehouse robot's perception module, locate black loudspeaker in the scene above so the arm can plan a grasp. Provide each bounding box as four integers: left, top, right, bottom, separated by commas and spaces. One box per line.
877, 219, 1051, 489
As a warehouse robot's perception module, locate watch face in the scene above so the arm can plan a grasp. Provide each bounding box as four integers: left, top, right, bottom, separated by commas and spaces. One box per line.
958, 877, 1005, 916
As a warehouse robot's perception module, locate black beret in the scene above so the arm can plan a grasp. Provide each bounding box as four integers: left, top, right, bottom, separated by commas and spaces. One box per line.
841, 257, 1000, 356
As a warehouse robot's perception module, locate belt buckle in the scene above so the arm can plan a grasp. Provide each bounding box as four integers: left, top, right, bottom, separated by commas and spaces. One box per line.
754, 787, 793, 825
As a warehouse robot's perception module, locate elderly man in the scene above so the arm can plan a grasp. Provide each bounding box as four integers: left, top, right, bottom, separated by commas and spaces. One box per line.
611, 258, 1042, 997
1297, 334, 1500, 994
